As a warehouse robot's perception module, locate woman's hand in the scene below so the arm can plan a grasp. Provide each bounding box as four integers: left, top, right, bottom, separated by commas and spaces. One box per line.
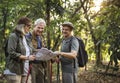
28, 55, 36, 61
19, 55, 36, 61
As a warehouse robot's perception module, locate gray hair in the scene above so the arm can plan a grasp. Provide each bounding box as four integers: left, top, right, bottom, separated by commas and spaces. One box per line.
34, 18, 46, 26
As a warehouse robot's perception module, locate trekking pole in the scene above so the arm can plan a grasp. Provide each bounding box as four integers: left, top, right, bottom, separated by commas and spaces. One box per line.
25, 64, 32, 83
56, 56, 60, 83
44, 68, 46, 83
50, 60, 52, 83
73, 73, 76, 83
85, 64, 87, 71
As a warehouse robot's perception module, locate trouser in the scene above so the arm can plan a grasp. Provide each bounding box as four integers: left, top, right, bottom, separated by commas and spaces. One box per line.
5, 75, 31, 83
31, 63, 47, 83
62, 72, 77, 83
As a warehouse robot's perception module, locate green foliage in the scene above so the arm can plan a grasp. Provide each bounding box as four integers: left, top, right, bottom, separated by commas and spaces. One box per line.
1, 0, 120, 72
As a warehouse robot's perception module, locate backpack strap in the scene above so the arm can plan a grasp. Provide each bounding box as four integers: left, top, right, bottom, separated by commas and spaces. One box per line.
69, 36, 77, 68
69, 36, 77, 83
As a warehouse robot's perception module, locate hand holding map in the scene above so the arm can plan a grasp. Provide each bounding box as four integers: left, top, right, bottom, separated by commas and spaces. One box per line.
35, 48, 59, 61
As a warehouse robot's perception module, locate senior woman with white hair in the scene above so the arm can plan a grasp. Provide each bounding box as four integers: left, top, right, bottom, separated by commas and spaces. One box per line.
26, 18, 47, 83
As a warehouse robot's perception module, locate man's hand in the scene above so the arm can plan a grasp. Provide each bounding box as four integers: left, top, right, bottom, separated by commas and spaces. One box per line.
54, 51, 61, 55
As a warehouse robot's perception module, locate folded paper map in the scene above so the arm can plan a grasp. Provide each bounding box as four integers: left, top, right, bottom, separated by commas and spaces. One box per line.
35, 48, 58, 61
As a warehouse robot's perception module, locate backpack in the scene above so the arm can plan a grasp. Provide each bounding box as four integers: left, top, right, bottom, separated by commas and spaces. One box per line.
70, 36, 88, 67
4, 38, 9, 57
4, 33, 19, 57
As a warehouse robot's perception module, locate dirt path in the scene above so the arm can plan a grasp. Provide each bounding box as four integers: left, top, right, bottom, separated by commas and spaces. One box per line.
1, 61, 120, 83
77, 61, 120, 83
78, 69, 120, 83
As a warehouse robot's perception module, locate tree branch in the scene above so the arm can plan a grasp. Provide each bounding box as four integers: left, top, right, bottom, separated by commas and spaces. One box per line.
70, 0, 87, 18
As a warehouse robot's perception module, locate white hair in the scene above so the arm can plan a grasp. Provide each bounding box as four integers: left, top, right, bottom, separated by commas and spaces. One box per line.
34, 18, 46, 26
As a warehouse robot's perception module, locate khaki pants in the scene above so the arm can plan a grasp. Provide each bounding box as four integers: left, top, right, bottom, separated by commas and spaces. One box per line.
5, 75, 31, 83
31, 63, 47, 83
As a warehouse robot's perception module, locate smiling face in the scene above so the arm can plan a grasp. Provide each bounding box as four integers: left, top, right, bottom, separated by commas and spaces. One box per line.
33, 22, 45, 36
62, 26, 72, 38
24, 23, 32, 34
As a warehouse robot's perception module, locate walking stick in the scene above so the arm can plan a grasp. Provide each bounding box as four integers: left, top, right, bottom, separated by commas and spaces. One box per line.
25, 64, 32, 83
50, 60, 52, 83
56, 56, 60, 83
73, 73, 76, 83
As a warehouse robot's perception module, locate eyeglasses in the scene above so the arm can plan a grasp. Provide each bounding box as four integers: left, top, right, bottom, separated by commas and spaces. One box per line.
26, 24, 31, 28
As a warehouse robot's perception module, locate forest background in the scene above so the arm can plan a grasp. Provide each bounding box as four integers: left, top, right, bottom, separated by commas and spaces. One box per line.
0, 0, 120, 82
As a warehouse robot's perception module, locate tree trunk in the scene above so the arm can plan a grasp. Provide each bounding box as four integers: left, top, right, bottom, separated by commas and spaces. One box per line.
95, 42, 102, 66
1, 6, 8, 63
2, 7, 8, 39
45, 0, 51, 83
81, 0, 103, 65
46, 0, 51, 50
86, 15, 102, 66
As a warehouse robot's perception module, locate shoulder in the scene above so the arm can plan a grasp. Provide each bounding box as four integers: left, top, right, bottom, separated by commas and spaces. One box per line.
8, 33, 19, 44
71, 36, 79, 44
26, 32, 32, 38
70, 36, 79, 51
26, 32, 33, 42
9, 33, 18, 39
